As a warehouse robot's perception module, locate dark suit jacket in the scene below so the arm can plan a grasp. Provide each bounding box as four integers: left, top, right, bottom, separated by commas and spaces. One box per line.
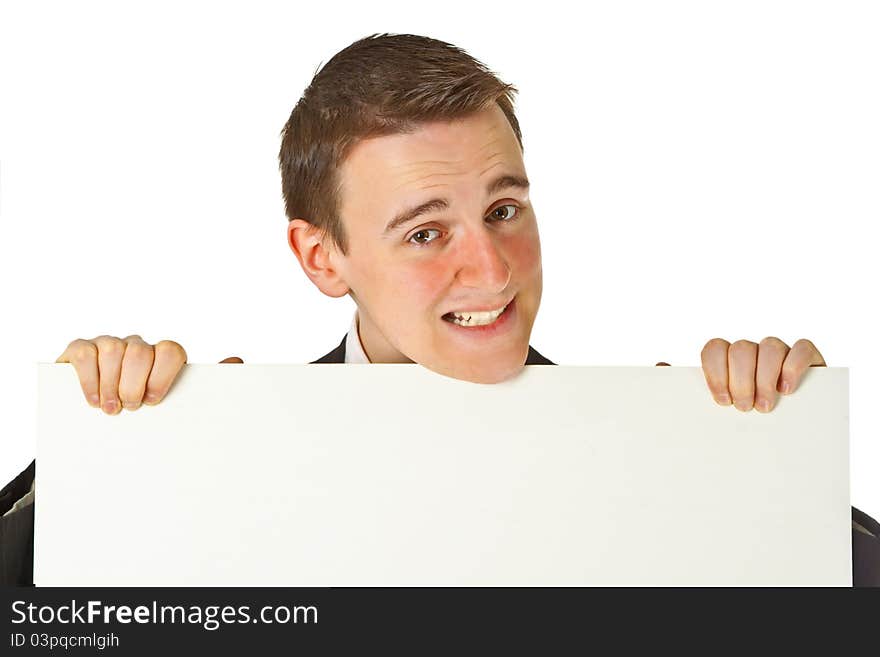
2, 336, 878, 586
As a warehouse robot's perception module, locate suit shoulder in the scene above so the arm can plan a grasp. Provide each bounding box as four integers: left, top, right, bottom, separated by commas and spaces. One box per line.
526, 345, 555, 365
0, 459, 35, 516
310, 334, 347, 364
853, 506, 880, 587
0, 460, 35, 585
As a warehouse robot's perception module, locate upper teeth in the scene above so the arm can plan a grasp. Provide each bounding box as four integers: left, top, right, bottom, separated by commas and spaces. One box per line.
448, 304, 507, 326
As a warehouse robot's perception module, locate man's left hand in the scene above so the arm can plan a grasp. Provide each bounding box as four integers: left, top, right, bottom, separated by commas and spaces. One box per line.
656, 338, 827, 413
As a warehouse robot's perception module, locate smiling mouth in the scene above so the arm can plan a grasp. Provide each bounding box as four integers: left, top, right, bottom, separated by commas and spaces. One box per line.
441, 298, 513, 327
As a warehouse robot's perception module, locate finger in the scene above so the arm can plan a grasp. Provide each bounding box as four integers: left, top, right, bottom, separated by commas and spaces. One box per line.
219, 356, 244, 364
56, 339, 101, 408
754, 337, 789, 413
779, 338, 826, 395
93, 335, 127, 415
143, 340, 188, 405
728, 339, 758, 411
118, 335, 155, 411
700, 338, 732, 406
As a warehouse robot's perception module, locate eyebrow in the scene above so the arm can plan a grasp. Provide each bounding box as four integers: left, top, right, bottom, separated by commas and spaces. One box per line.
383, 173, 530, 235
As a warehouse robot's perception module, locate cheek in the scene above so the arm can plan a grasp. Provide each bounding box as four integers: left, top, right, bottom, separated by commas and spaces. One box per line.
396, 260, 454, 309
506, 228, 542, 276
367, 258, 453, 320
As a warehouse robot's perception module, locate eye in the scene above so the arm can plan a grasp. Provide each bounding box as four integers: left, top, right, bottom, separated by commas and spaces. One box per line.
408, 228, 442, 246
406, 204, 521, 247
489, 204, 519, 222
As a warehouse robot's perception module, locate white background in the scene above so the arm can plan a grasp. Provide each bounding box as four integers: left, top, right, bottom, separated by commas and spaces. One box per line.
1, 1, 878, 513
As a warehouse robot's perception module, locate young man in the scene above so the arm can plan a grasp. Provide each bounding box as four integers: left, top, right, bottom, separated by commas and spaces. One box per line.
2, 34, 877, 586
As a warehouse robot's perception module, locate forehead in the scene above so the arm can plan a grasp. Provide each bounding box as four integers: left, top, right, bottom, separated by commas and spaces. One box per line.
338, 104, 524, 203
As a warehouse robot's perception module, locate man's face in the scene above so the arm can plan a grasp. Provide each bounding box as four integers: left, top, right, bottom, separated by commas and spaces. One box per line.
329, 103, 542, 383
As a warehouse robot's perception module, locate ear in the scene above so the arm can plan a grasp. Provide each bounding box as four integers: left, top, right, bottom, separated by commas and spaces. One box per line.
287, 219, 351, 298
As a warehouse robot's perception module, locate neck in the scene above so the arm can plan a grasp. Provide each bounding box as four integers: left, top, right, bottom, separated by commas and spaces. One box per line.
356, 308, 414, 364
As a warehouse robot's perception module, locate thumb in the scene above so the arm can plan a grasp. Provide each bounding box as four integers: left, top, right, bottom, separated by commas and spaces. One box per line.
218, 356, 244, 364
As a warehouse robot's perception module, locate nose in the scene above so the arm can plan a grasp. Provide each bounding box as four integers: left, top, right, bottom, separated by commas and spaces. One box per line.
454, 225, 511, 294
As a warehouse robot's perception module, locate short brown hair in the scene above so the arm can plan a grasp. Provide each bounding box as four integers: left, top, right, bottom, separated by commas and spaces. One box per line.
279, 33, 523, 255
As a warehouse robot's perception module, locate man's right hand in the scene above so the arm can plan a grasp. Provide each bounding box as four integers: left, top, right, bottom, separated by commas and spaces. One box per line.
55, 335, 243, 415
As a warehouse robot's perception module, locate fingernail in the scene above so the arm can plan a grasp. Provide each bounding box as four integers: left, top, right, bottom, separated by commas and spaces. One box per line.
781, 381, 791, 394
103, 399, 118, 414
717, 394, 731, 405
88, 394, 100, 407
123, 402, 140, 411
143, 393, 159, 404
757, 399, 771, 412
735, 401, 752, 412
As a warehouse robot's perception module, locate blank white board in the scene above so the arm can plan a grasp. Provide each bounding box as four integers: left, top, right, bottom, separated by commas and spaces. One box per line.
35, 364, 851, 586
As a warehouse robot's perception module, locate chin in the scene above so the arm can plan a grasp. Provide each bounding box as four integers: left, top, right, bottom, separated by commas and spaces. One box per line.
425, 349, 528, 385
462, 365, 523, 385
